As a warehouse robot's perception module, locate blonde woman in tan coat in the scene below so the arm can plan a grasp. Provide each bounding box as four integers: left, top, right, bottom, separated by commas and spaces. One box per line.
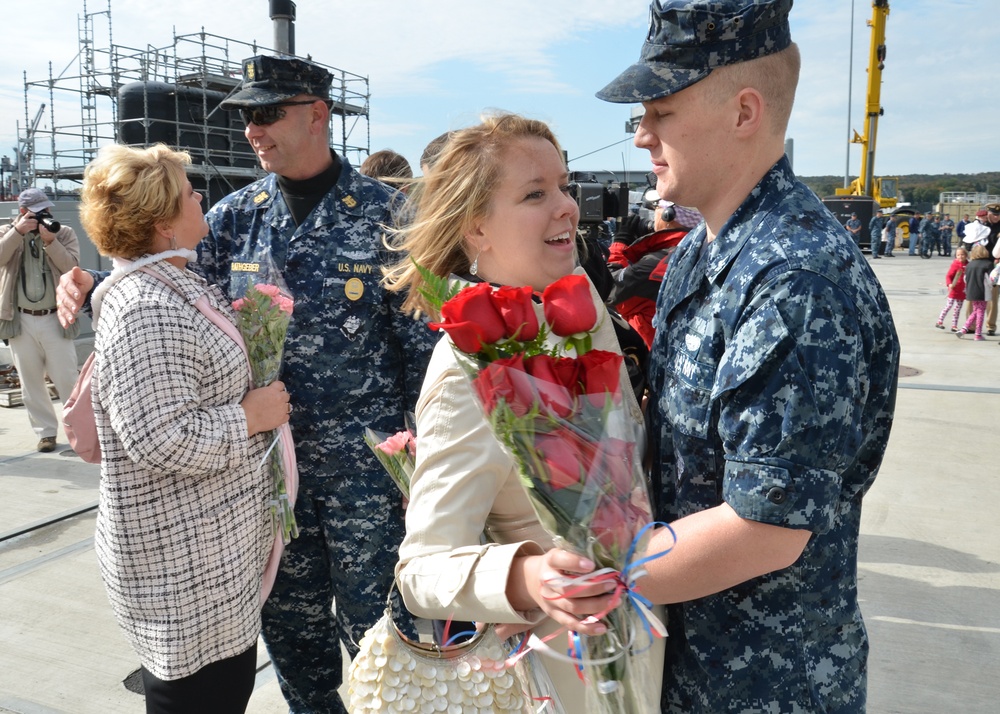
382, 113, 663, 710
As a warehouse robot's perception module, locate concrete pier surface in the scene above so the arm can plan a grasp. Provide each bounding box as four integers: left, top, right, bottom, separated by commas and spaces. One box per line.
1, 251, 997, 713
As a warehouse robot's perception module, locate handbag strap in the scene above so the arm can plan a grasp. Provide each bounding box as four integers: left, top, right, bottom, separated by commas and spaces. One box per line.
382, 578, 491, 658
91, 252, 252, 380
138, 268, 254, 383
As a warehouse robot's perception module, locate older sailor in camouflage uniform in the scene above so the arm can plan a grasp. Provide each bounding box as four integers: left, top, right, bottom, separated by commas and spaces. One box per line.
588, 1, 901, 711
205, 56, 434, 713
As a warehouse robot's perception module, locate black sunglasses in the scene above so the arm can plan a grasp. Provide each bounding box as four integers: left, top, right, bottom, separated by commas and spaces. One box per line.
239, 100, 328, 127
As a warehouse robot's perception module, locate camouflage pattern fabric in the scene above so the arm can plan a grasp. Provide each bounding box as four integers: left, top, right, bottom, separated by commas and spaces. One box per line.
646, 156, 900, 713
938, 218, 955, 257
868, 214, 885, 254
201, 158, 435, 713
868, 215, 884, 236
596, 0, 793, 103
919, 218, 941, 257
220, 55, 333, 109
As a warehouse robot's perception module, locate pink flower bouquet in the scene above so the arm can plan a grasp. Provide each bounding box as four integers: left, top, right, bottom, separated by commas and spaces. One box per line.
363, 425, 416, 499
231, 280, 298, 545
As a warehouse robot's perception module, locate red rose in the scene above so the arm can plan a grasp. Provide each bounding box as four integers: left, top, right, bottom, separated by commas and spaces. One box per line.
533, 428, 597, 491
471, 354, 535, 417
523, 354, 577, 418
542, 274, 597, 337
590, 494, 632, 555
492, 285, 539, 341
429, 282, 506, 353
577, 350, 623, 406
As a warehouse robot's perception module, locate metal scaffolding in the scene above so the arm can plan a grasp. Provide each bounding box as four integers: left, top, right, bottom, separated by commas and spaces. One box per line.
11, 0, 371, 204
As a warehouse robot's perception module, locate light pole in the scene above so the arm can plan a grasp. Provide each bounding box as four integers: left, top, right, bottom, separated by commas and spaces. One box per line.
844, 0, 855, 190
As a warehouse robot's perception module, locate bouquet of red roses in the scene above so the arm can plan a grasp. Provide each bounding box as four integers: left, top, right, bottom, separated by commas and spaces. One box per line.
421, 269, 663, 713
231, 280, 298, 545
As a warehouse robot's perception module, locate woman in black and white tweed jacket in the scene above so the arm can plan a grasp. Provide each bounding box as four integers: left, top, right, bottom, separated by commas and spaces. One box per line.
79, 144, 292, 714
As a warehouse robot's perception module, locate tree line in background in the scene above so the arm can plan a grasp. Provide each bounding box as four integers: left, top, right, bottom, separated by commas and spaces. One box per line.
801, 171, 1000, 211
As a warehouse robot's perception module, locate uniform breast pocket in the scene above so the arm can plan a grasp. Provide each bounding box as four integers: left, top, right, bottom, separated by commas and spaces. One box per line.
320, 274, 383, 344
661, 349, 715, 441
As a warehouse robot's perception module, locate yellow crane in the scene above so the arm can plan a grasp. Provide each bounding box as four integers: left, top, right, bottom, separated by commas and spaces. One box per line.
835, 0, 897, 209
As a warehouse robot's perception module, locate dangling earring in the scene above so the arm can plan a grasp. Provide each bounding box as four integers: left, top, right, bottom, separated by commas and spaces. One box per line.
470, 249, 481, 276
169, 235, 178, 250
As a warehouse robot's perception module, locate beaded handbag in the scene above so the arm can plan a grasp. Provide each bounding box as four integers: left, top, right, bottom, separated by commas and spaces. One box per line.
347, 602, 533, 713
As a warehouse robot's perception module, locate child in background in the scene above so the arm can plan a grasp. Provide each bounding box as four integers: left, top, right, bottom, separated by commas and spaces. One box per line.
937, 247, 968, 332
957, 244, 994, 341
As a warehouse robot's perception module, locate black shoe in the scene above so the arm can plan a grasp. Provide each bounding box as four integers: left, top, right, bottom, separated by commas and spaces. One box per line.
988, 330, 996, 337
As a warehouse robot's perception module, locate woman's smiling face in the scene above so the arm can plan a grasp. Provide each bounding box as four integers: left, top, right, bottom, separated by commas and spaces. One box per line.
469, 136, 580, 292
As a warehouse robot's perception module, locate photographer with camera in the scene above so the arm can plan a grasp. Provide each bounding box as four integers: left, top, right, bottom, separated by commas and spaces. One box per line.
607, 199, 701, 348
1, 187, 81, 452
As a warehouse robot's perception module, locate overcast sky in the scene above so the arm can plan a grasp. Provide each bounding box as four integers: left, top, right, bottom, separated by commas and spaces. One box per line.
1, 0, 996, 192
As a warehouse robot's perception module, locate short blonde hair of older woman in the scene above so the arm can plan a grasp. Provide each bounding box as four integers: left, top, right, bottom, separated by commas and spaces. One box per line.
80, 143, 192, 259
381, 113, 564, 318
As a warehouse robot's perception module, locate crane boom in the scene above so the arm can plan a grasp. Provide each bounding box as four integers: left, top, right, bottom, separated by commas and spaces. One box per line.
835, 0, 897, 208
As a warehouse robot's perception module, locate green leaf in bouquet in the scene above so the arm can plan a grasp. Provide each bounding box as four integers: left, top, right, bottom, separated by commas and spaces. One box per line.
413, 259, 462, 314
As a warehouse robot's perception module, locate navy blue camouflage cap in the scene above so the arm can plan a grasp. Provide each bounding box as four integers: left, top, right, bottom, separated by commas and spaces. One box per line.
597, 0, 793, 104
220, 55, 333, 109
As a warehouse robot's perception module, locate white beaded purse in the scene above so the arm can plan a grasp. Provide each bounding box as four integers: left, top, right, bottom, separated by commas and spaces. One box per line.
347, 604, 531, 713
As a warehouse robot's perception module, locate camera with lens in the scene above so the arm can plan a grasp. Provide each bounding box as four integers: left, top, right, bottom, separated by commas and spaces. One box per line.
32, 209, 61, 233
567, 172, 619, 225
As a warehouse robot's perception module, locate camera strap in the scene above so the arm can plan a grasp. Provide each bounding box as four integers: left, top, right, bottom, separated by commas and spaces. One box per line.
19, 231, 51, 304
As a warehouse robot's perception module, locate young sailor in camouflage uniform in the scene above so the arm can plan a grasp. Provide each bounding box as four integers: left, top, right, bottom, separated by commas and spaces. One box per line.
544, 2, 901, 711
208, 56, 435, 713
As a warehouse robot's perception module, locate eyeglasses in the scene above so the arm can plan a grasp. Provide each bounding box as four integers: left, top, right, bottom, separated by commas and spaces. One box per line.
239, 100, 328, 127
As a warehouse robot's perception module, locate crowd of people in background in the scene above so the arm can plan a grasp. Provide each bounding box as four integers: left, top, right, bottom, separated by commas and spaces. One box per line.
862, 208, 971, 260
927, 204, 1000, 342
850, 205, 1000, 345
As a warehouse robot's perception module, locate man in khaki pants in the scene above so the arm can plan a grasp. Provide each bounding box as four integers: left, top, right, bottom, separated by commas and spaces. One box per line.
0, 188, 80, 452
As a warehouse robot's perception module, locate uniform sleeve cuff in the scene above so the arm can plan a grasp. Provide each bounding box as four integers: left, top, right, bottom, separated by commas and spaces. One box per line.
723, 459, 841, 533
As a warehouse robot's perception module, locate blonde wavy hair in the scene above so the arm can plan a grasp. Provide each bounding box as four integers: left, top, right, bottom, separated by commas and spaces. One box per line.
381, 112, 564, 318
80, 143, 191, 259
